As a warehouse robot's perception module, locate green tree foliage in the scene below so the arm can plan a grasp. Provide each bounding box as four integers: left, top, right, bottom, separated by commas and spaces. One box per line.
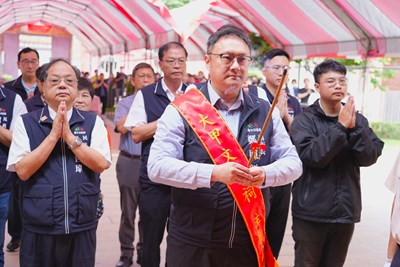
370, 121, 400, 140
336, 58, 395, 91
163, 0, 193, 9
248, 32, 272, 68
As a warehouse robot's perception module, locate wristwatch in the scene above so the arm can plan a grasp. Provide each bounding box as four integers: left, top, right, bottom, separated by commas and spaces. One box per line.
68, 136, 83, 149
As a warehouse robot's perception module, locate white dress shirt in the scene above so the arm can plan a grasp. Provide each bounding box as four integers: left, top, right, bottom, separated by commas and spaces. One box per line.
7, 107, 111, 171
124, 79, 184, 130
385, 151, 400, 244
147, 83, 302, 189
4, 91, 26, 131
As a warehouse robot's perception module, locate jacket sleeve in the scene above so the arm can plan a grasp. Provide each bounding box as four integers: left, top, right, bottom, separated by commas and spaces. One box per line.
347, 113, 384, 167
291, 112, 349, 169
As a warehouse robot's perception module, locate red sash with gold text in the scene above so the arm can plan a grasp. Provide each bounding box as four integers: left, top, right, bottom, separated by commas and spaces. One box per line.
171, 88, 278, 267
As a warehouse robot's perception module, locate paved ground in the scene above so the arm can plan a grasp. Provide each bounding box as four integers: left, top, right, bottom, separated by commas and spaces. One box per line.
4, 115, 398, 266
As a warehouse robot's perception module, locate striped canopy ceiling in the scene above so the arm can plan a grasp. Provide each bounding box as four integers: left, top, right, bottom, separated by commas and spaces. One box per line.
1, 0, 398, 59
171, 0, 259, 60
0, 0, 179, 56
173, 0, 400, 59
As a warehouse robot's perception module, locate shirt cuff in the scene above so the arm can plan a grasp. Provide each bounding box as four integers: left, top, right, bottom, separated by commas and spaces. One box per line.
262, 165, 277, 187
196, 163, 214, 188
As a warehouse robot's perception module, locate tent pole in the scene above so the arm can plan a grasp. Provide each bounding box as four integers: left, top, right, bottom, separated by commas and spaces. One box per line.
360, 41, 371, 114
297, 61, 301, 90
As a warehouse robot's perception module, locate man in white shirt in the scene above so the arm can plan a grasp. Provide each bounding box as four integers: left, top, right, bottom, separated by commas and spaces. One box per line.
124, 42, 189, 267
0, 85, 26, 265
7, 59, 111, 267
147, 25, 302, 267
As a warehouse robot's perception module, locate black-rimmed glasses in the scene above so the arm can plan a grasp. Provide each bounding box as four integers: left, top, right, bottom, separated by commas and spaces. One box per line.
208, 53, 253, 67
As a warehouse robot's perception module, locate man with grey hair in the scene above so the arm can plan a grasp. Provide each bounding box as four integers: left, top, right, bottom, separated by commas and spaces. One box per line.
7, 58, 111, 267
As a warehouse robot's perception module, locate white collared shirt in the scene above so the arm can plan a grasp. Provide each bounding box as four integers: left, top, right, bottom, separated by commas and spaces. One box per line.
147, 84, 302, 189
208, 81, 243, 138
385, 151, 400, 244
124, 79, 183, 130
7, 107, 111, 171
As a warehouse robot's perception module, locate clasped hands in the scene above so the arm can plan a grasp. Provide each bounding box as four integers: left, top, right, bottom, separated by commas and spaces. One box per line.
212, 162, 265, 187
338, 96, 356, 129
49, 101, 76, 145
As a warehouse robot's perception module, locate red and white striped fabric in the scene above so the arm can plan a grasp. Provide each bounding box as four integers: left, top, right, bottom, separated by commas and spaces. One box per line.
223, 0, 400, 58
0, 0, 179, 56
172, 0, 400, 59
171, 0, 258, 60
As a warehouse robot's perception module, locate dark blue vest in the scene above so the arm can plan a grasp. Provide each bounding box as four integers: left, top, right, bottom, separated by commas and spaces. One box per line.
20, 107, 100, 235
24, 94, 46, 112
169, 85, 274, 248
0, 87, 16, 193
140, 81, 188, 186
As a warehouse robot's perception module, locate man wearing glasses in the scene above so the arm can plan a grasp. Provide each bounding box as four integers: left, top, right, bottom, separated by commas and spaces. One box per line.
114, 63, 155, 267
0, 79, 26, 266
124, 42, 188, 267
3, 47, 40, 253
290, 59, 384, 266
147, 25, 302, 266
261, 49, 302, 259
4, 47, 40, 100
7, 59, 111, 266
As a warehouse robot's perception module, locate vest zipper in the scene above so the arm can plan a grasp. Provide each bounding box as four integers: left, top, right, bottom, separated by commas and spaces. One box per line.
61, 139, 70, 234
228, 201, 238, 248
238, 102, 259, 134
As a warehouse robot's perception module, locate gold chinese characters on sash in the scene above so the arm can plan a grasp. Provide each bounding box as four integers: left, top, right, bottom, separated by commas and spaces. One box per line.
172, 88, 278, 267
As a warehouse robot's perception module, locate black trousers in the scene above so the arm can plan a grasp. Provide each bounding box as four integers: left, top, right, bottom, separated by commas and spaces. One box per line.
7, 175, 22, 240
292, 217, 354, 267
166, 235, 258, 267
266, 183, 291, 258
139, 182, 170, 267
392, 244, 400, 267
100, 95, 107, 114
20, 228, 96, 267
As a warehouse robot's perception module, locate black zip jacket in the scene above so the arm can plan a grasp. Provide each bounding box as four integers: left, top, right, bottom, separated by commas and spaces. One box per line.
3, 75, 39, 100
290, 101, 384, 223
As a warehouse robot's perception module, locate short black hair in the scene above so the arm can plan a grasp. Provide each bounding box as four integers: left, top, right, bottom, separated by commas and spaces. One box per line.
42, 58, 81, 81
158, 42, 188, 61
262, 48, 290, 65
35, 63, 48, 82
18, 47, 39, 61
78, 77, 95, 99
313, 59, 347, 84
132, 62, 155, 77
207, 25, 251, 54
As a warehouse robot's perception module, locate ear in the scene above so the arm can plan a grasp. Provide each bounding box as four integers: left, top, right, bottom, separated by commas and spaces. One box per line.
204, 54, 211, 72
261, 64, 268, 78
314, 83, 321, 93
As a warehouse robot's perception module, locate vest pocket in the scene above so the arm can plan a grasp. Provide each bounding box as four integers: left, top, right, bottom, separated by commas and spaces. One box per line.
77, 183, 100, 224
23, 184, 55, 226
171, 189, 218, 239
